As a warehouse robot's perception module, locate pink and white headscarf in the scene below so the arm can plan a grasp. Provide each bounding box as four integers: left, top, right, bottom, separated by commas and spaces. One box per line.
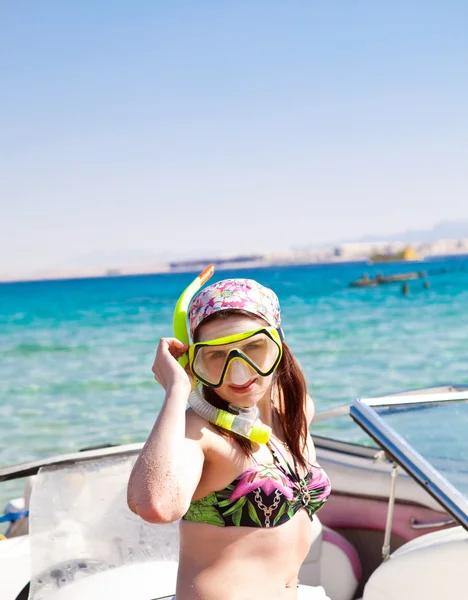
188, 279, 281, 338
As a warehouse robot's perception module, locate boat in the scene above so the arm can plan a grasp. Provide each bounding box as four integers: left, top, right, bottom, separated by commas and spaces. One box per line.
369, 247, 422, 263
350, 271, 427, 288
1, 385, 467, 600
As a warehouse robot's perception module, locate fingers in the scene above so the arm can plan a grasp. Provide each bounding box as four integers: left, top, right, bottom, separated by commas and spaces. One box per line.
161, 337, 188, 350
160, 337, 189, 359
151, 338, 191, 387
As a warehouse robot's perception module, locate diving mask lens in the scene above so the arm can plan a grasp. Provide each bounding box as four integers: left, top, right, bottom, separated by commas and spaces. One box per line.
191, 328, 282, 388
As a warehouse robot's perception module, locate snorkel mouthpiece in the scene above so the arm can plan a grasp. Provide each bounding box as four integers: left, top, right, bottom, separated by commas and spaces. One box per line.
189, 389, 271, 444
249, 422, 271, 445
214, 411, 271, 445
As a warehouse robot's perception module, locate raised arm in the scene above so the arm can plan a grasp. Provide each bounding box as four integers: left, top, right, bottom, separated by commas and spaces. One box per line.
127, 338, 205, 524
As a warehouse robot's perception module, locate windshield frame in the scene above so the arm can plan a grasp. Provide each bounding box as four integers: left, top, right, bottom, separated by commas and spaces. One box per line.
350, 390, 468, 531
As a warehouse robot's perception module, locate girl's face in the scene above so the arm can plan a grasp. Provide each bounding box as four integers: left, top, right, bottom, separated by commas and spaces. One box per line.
196, 314, 276, 408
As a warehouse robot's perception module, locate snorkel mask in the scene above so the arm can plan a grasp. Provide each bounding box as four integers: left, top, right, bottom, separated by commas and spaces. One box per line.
172, 266, 282, 444
189, 327, 283, 388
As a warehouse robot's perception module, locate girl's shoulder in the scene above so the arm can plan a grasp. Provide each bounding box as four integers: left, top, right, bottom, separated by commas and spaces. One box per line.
185, 408, 253, 485
306, 394, 315, 425
185, 408, 236, 458
185, 407, 218, 439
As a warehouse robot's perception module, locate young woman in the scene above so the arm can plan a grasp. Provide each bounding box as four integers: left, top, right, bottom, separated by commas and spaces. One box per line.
127, 273, 331, 600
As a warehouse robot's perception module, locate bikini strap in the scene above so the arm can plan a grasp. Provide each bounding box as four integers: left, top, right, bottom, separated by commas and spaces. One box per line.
267, 439, 299, 480
250, 452, 260, 466
268, 437, 287, 463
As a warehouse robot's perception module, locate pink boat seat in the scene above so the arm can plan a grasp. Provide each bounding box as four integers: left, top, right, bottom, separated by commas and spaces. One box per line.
299, 518, 361, 600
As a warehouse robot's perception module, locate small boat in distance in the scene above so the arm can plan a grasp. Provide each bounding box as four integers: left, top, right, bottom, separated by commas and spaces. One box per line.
370, 246, 422, 263
350, 271, 427, 287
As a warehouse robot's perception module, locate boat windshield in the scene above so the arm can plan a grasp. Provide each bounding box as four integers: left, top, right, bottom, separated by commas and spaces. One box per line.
312, 404, 378, 447
27, 454, 179, 600
350, 388, 468, 531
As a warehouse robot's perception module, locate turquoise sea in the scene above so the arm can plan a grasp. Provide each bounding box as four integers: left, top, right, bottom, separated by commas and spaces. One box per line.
1, 258, 467, 507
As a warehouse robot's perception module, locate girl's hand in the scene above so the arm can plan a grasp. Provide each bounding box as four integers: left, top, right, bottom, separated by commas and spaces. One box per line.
152, 338, 192, 393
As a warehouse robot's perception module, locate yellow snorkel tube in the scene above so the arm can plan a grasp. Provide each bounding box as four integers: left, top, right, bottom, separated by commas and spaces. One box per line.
172, 265, 271, 445
173, 264, 215, 369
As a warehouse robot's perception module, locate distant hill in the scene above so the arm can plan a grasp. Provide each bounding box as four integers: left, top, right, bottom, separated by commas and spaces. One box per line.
353, 220, 468, 244
58, 248, 216, 269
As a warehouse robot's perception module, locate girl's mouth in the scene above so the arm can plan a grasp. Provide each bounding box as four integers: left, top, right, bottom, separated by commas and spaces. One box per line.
228, 379, 256, 393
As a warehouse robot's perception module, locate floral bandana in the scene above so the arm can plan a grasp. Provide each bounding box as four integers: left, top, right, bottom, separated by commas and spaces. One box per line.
188, 279, 281, 338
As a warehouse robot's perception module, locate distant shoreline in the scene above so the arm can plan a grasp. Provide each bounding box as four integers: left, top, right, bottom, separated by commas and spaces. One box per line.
0, 255, 360, 284
1, 251, 467, 285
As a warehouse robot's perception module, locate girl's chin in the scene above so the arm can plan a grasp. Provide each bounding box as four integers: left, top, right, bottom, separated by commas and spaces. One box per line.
225, 390, 264, 409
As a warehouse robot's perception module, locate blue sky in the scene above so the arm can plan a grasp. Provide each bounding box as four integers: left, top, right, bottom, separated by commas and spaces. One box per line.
2, 2, 468, 275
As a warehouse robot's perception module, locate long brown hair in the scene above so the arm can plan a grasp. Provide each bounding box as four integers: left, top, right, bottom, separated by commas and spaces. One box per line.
193, 310, 309, 470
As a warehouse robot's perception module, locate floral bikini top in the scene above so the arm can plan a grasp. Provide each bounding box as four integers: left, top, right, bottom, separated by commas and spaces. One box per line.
183, 439, 331, 528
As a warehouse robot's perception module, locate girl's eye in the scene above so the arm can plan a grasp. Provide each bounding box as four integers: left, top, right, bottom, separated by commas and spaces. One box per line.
210, 351, 226, 360
245, 339, 266, 351
245, 343, 260, 351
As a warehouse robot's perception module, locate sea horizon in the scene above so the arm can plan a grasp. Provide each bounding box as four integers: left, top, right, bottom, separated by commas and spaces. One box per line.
2, 249, 468, 286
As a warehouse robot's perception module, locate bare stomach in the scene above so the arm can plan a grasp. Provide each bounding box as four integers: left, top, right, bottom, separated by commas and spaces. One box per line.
176, 509, 314, 600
